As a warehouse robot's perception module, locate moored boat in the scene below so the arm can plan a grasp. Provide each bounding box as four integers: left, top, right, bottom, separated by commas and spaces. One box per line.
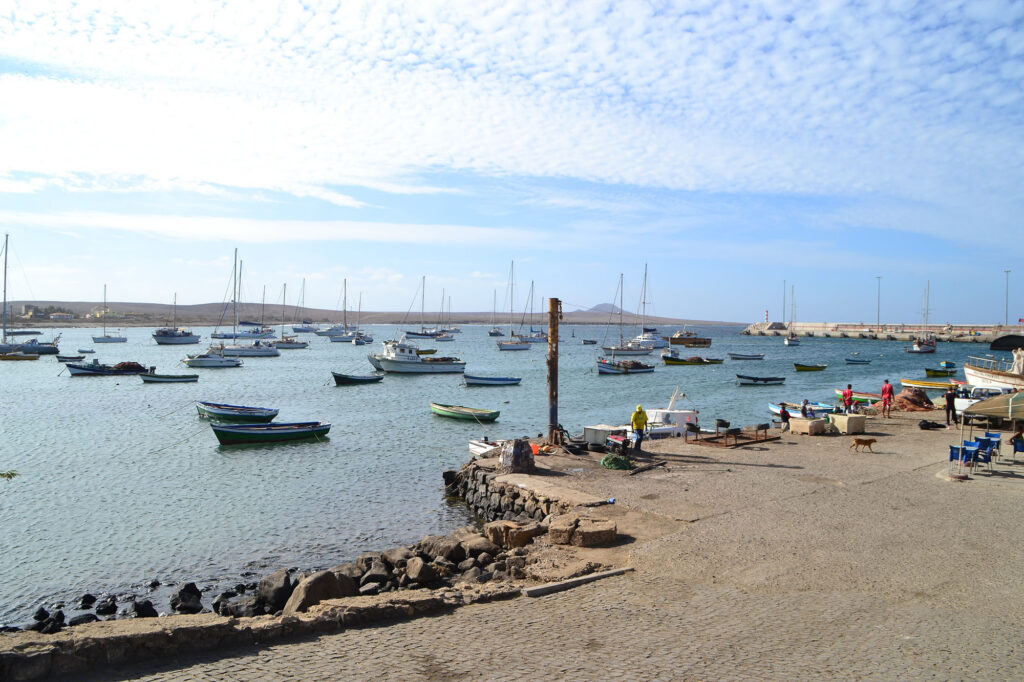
597, 357, 655, 374
0, 351, 39, 361
736, 374, 785, 386
196, 401, 278, 423
669, 330, 712, 347
662, 350, 722, 365
581, 339, 597, 345
332, 372, 384, 385
375, 337, 465, 374
56, 354, 85, 362
924, 368, 956, 377
66, 359, 148, 376
728, 352, 764, 360
183, 351, 243, 368
464, 374, 522, 386
844, 357, 871, 364
140, 372, 199, 383
793, 363, 827, 371
430, 402, 500, 422
211, 421, 331, 445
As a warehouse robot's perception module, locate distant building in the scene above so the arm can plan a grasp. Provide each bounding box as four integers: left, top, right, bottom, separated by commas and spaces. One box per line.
49, 312, 74, 320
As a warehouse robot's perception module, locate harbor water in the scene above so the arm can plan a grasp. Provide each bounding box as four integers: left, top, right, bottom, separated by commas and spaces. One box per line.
0, 323, 1006, 623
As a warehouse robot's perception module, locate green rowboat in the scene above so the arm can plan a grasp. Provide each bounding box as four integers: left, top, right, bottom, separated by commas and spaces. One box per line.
211, 421, 331, 445
429, 402, 500, 422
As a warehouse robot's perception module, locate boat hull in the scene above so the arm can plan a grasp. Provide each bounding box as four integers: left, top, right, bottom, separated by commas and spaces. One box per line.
92, 336, 127, 343
833, 389, 881, 403
736, 374, 785, 386
0, 352, 39, 361
728, 353, 764, 360
429, 403, 500, 421
597, 359, 655, 374
332, 372, 384, 385
196, 401, 278, 422
793, 364, 827, 371
924, 368, 956, 377
211, 421, 331, 445
464, 375, 522, 386
963, 362, 1024, 390
140, 373, 199, 383
184, 354, 243, 368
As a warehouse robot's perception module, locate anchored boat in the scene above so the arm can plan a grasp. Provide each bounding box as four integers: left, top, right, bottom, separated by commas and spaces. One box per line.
793, 363, 827, 371
429, 402, 500, 422
736, 374, 785, 386
196, 401, 278, 423
211, 421, 331, 445
464, 374, 522, 386
332, 372, 384, 385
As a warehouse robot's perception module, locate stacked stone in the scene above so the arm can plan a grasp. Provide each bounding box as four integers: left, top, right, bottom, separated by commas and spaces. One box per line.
447, 462, 572, 523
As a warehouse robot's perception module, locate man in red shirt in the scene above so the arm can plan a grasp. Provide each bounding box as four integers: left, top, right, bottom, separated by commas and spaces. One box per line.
842, 384, 854, 414
880, 379, 894, 418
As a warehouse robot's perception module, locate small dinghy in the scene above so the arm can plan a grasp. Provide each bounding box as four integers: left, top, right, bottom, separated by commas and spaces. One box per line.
196, 401, 278, 423
464, 374, 522, 386
793, 363, 827, 371
736, 374, 785, 386
140, 372, 199, 383
728, 352, 765, 360
332, 372, 384, 385
211, 421, 331, 445
430, 402, 500, 422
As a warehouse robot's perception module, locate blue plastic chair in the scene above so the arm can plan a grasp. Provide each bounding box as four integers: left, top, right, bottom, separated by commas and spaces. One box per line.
984, 431, 1002, 458
948, 445, 966, 476
974, 441, 995, 474
961, 440, 980, 470
1012, 437, 1024, 463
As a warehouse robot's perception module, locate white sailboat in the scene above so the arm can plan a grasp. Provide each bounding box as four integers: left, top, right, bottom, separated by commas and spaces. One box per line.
784, 285, 800, 346
497, 262, 530, 351
630, 265, 667, 349
488, 289, 504, 336
276, 284, 309, 349
92, 284, 127, 343
598, 273, 655, 373
602, 273, 652, 356
184, 250, 244, 368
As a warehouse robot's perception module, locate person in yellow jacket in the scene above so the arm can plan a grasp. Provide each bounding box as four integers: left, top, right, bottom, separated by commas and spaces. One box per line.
630, 405, 648, 452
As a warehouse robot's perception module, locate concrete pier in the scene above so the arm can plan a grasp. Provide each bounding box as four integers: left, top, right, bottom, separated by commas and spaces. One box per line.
740, 320, 1017, 344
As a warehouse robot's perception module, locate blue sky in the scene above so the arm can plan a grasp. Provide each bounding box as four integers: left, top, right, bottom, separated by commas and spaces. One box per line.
0, 1, 1022, 324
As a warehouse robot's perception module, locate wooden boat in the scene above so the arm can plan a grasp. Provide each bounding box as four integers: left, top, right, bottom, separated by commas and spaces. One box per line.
211, 421, 331, 445
66, 360, 148, 376
597, 357, 655, 374
669, 330, 712, 347
898, 378, 956, 391
416, 348, 437, 355
770, 399, 831, 413
728, 352, 764, 360
56, 354, 85, 362
844, 357, 871, 364
924, 368, 956, 377
939, 360, 957, 368
963, 355, 1024, 390
77, 348, 95, 353
793, 363, 827, 371
140, 372, 199, 383
662, 351, 722, 365
581, 339, 597, 345
429, 402, 500, 422
0, 351, 39, 361
464, 374, 522, 386
332, 372, 384, 385
196, 401, 278, 423
736, 374, 785, 386
833, 388, 881, 403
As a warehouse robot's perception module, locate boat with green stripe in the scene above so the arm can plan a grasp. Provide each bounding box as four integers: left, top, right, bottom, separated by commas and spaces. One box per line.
210, 421, 331, 445
429, 402, 500, 422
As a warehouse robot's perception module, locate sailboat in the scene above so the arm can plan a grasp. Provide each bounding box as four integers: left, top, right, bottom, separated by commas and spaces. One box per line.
630, 265, 667, 349
431, 292, 455, 341
92, 284, 127, 343
276, 284, 309, 349
152, 294, 200, 344
601, 274, 652, 356
350, 293, 373, 344
0, 234, 37, 359
598, 274, 654, 374
784, 285, 800, 346
405, 277, 443, 338
519, 282, 547, 343
219, 271, 280, 357
184, 250, 244, 368
497, 263, 530, 350
290, 280, 319, 333
488, 290, 504, 336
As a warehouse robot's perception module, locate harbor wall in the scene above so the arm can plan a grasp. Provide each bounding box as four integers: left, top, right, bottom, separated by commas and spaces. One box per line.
739, 321, 1016, 344
445, 461, 576, 523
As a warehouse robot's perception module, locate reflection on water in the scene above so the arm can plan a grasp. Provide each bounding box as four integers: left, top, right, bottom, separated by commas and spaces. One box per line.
0, 323, 995, 621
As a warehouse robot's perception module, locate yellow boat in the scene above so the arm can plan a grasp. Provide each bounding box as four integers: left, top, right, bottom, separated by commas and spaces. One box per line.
899, 378, 957, 390
0, 352, 40, 361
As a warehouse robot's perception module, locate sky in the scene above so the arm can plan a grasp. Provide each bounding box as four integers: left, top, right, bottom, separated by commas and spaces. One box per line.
0, 0, 1022, 325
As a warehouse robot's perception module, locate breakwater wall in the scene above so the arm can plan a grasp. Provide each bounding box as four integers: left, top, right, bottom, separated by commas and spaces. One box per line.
740, 321, 1013, 344
445, 461, 575, 523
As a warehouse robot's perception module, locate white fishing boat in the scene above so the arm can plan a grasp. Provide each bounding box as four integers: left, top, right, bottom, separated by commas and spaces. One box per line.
963, 353, 1024, 390
140, 372, 200, 383
184, 351, 243, 368
92, 284, 127, 343
375, 336, 466, 374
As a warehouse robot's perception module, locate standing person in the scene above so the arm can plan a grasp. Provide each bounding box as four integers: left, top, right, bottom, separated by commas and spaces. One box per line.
630, 405, 648, 453
800, 400, 810, 418
780, 404, 791, 432
944, 386, 958, 426
842, 385, 854, 414
880, 379, 895, 418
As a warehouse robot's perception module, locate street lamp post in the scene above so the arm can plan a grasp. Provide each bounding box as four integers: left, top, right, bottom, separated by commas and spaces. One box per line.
1005, 270, 1011, 327
875, 276, 881, 329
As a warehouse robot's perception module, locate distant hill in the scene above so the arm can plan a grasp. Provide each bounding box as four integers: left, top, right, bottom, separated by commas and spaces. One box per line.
3, 299, 740, 327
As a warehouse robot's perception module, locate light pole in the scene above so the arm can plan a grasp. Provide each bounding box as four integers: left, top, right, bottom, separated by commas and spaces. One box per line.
1005, 270, 1011, 327
875, 276, 881, 329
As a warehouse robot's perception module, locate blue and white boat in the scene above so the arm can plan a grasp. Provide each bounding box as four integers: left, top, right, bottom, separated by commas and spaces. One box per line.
464, 374, 522, 386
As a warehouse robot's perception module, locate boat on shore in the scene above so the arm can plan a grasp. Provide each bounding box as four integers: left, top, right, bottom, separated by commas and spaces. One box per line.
464, 374, 522, 386
899, 378, 958, 391
140, 372, 199, 383
728, 352, 764, 360
833, 388, 881, 403
963, 355, 1024, 390
768, 401, 834, 417
430, 402, 500, 422
331, 372, 384, 385
211, 421, 331, 445
736, 374, 785, 386
196, 401, 278, 423
793, 363, 827, 371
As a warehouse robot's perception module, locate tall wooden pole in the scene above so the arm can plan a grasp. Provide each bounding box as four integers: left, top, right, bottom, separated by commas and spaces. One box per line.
547, 297, 561, 444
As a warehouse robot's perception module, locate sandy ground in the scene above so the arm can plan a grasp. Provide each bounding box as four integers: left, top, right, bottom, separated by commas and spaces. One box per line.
19, 408, 1024, 679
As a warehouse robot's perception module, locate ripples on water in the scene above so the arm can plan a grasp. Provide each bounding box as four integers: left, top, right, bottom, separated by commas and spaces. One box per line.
0, 324, 1002, 622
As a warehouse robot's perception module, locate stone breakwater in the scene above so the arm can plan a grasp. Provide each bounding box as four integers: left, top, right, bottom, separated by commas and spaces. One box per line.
1, 459, 619, 681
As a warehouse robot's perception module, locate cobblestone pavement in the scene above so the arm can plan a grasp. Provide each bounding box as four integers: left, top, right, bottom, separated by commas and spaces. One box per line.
78, 417, 1024, 680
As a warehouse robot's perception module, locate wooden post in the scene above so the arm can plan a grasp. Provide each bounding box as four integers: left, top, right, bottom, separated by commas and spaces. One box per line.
547, 297, 561, 444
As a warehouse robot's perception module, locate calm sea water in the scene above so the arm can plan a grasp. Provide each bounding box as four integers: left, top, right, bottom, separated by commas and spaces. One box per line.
0, 323, 1006, 622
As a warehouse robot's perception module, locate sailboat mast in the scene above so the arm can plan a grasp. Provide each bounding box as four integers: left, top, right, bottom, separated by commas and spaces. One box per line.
619, 273, 624, 345
420, 276, 426, 332
281, 283, 287, 337
102, 284, 107, 337
232, 249, 239, 337
2, 233, 7, 344
640, 263, 648, 333
509, 263, 515, 335
343, 279, 348, 330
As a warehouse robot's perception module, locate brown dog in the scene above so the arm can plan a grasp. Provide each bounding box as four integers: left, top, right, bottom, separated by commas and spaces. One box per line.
850, 437, 876, 452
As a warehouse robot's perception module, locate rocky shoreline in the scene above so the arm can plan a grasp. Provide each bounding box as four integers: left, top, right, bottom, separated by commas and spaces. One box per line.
1, 444, 625, 680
